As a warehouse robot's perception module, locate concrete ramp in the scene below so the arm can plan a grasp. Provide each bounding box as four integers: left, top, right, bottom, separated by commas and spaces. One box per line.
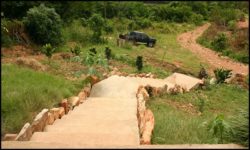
164, 73, 203, 91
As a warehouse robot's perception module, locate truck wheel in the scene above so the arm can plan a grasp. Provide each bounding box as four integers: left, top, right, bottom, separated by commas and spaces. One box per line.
148, 42, 154, 47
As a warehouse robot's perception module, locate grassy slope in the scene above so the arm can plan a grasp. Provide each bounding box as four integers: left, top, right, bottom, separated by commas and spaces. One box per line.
1, 64, 84, 136
60, 19, 210, 78
147, 84, 249, 144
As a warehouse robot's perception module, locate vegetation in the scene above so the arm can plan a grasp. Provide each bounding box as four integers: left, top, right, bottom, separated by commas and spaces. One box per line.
1, 64, 84, 136
42, 43, 55, 59
136, 56, 143, 71
23, 4, 63, 45
1, 1, 248, 146
147, 84, 248, 144
214, 68, 232, 84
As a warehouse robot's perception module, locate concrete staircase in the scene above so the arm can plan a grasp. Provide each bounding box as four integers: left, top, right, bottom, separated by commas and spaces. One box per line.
3, 75, 243, 148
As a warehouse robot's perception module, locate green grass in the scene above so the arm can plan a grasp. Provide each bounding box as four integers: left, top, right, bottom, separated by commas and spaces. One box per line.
58, 19, 210, 78
147, 84, 249, 144
1, 64, 85, 136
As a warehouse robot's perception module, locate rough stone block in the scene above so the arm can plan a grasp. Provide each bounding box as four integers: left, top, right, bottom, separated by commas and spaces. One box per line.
60, 99, 69, 114
15, 123, 32, 141
140, 109, 155, 145
47, 112, 55, 125
68, 96, 80, 109
3, 134, 17, 141
31, 109, 49, 132
50, 108, 60, 120
78, 91, 87, 102
59, 107, 65, 119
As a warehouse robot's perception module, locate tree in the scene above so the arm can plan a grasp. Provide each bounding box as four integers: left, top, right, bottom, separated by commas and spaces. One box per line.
88, 13, 105, 43
23, 4, 63, 45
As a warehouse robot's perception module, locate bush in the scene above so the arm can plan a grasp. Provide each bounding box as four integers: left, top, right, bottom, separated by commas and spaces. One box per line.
104, 21, 114, 33
135, 18, 152, 29
42, 43, 55, 59
214, 68, 232, 84
70, 45, 81, 56
191, 13, 204, 25
228, 20, 236, 31
1, 20, 14, 47
23, 4, 63, 45
211, 33, 228, 52
136, 56, 143, 71
198, 65, 208, 79
88, 14, 105, 43
105, 47, 111, 60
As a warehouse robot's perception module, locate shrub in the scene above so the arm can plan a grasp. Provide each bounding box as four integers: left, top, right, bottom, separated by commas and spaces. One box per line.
70, 45, 81, 56
1, 19, 14, 47
23, 4, 63, 45
228, 20, 236, 31
104, 21, 114, 33
89, 48, 97, 56
211, 33, 228, 52
88, 14, 105, 43
136, 56, 143, 71
42, 43, 55, 59
190, 13, 204, 25
207, 114, 232, 144
105, 47, 111, 60
198, 65, 208, 79
135, 18, 152, 29
213, 68, 232, 84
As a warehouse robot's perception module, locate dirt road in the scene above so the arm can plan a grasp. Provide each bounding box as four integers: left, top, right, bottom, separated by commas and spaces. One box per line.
177, 23, 248, 76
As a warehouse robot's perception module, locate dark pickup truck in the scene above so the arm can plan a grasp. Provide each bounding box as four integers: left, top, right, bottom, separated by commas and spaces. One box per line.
119, 31, 156, 47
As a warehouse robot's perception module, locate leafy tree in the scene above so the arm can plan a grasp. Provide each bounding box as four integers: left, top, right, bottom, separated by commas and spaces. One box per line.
23, 4, 63, 45
88, 13, 105, 43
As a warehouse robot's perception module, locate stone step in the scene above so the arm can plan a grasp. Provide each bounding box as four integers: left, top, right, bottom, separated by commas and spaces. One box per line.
3, 141, 244, 149
30, 132, 139, 146
44, 119, 138, 134
1, 141, 139, 148
55, 110, 137, 122
79, 97, 137, 108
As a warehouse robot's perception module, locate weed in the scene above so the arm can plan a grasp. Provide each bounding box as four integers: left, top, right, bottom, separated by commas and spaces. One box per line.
214, 68, 232, 84
105, 47, 111, 60
70, 45, 81, 56
42, 43, 55, 59
136, 56, 143, 71
207, 114, 232, 144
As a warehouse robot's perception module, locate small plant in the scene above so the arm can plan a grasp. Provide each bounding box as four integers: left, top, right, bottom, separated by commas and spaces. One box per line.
105, 47, 111, 60
42, 43, 55, 59
214, 68, 232, 84
89, 48, 97, 56
198, 98, 205, 113
198, 64, 208, 79
70, 45, 81, 56
207, 114, 232, 144
136, 56, 143, 71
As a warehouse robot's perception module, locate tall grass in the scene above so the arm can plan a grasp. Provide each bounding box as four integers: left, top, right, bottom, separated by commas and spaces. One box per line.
1, 64, 83, 136
147, 84, 248, 145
